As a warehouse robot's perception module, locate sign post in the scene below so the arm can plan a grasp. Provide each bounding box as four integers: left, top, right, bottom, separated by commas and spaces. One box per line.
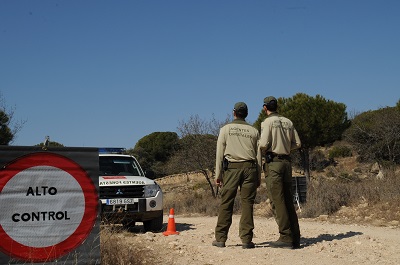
0, 146, 100, 264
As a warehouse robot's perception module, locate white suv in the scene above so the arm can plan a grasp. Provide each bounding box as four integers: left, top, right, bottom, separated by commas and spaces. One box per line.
98, 148, 163, 232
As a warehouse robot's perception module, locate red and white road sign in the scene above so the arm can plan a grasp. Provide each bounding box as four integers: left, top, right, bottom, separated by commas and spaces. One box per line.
0, 152, 98, 262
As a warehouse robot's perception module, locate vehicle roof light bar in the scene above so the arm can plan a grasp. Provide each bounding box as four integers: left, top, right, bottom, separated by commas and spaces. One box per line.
98, 148, 126, 154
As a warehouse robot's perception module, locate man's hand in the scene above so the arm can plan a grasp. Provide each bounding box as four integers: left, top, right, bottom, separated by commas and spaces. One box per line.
215, 178, 223, 187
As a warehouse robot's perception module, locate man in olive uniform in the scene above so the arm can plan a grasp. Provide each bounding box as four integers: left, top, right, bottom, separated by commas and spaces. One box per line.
212, 102, 261, 249
259, 96, 302, 249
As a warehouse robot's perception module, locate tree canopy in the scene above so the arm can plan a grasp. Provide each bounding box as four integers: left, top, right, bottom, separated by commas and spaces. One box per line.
130, 131, 180, 175
0, 93, 25, 145
35, 140, 65, 147
255, 93, 350, 148
345, 106, 400, 164
0, 110, 13, 145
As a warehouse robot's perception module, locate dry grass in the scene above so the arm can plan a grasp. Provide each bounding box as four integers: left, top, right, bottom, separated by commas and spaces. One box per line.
301, 166, 400, 226
160, 172, 272, 217
100, 226, 161, 265
159, 172, 221, 216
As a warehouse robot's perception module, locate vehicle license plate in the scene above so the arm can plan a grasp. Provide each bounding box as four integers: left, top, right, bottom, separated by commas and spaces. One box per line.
106, 198, 138, 205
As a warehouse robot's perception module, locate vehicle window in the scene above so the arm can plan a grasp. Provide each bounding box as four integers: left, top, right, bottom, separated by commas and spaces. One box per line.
99, 157, 144, 176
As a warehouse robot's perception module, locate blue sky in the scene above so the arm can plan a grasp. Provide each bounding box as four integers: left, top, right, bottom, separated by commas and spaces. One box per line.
1, 0, 399, 148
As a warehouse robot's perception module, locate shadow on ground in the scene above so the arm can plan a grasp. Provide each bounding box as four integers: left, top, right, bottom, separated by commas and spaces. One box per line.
256, 231, 363, 249
101, 221, 196, 234
300, 231, 363, 247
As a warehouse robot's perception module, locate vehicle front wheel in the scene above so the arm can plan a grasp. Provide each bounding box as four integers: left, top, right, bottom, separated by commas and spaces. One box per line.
122, 220, 136, 229
143, 214, 163, 232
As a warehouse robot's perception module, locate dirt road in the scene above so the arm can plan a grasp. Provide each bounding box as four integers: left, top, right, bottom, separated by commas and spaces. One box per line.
123, 215, 400, 265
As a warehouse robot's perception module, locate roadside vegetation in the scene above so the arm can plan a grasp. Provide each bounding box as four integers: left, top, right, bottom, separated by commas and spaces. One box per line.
160, 156, 400, 226
304, 165, 400, 223
100, 228, 156, 265
2, 93, 400, 264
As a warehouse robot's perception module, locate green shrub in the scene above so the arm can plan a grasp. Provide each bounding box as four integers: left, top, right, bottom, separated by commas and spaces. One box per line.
328, 146, 352, 159
310, 150, 330, 171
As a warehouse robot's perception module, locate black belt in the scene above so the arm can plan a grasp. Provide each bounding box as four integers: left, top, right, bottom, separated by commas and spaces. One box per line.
266, 152, 291, 163
227, 160, 256, 169
274, 154, 290, 160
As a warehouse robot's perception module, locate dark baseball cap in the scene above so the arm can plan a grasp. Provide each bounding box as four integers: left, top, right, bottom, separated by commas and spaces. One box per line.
264, 96, 277, 105
233, 102, 248, 112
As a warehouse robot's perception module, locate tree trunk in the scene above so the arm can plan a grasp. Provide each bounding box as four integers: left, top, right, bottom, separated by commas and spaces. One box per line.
201, 169, 216, 198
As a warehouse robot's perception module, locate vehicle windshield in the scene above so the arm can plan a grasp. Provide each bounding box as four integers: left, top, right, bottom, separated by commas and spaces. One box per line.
99, 156, 144, 176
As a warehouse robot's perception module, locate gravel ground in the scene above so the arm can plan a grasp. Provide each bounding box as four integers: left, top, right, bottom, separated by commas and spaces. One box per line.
122, 214, 400, 265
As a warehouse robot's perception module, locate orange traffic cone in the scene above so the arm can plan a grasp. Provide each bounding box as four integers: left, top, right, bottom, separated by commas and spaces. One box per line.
163, 208, 179, 236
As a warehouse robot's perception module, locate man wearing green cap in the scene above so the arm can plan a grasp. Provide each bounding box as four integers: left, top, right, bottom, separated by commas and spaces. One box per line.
212, 102, 261, 249
260, 96, 302, 249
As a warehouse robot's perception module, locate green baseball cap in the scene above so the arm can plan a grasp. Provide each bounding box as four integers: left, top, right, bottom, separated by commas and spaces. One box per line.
233, 102, 248, 112
264, 96, 277, 105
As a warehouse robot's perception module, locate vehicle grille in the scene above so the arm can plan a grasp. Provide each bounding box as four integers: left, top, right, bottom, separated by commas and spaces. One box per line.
99, 185, 144, 199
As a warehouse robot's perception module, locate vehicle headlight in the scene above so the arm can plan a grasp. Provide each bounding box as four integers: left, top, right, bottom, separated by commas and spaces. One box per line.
144, 184, 161, 198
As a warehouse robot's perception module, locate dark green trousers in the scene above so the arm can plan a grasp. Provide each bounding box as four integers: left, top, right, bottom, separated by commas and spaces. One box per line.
265, 158, 300, 244
215, 162, 258, 243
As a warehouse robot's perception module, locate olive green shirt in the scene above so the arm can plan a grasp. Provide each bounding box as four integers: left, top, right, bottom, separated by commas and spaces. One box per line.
259, 112, 301, 156
215, 119, 261, 180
